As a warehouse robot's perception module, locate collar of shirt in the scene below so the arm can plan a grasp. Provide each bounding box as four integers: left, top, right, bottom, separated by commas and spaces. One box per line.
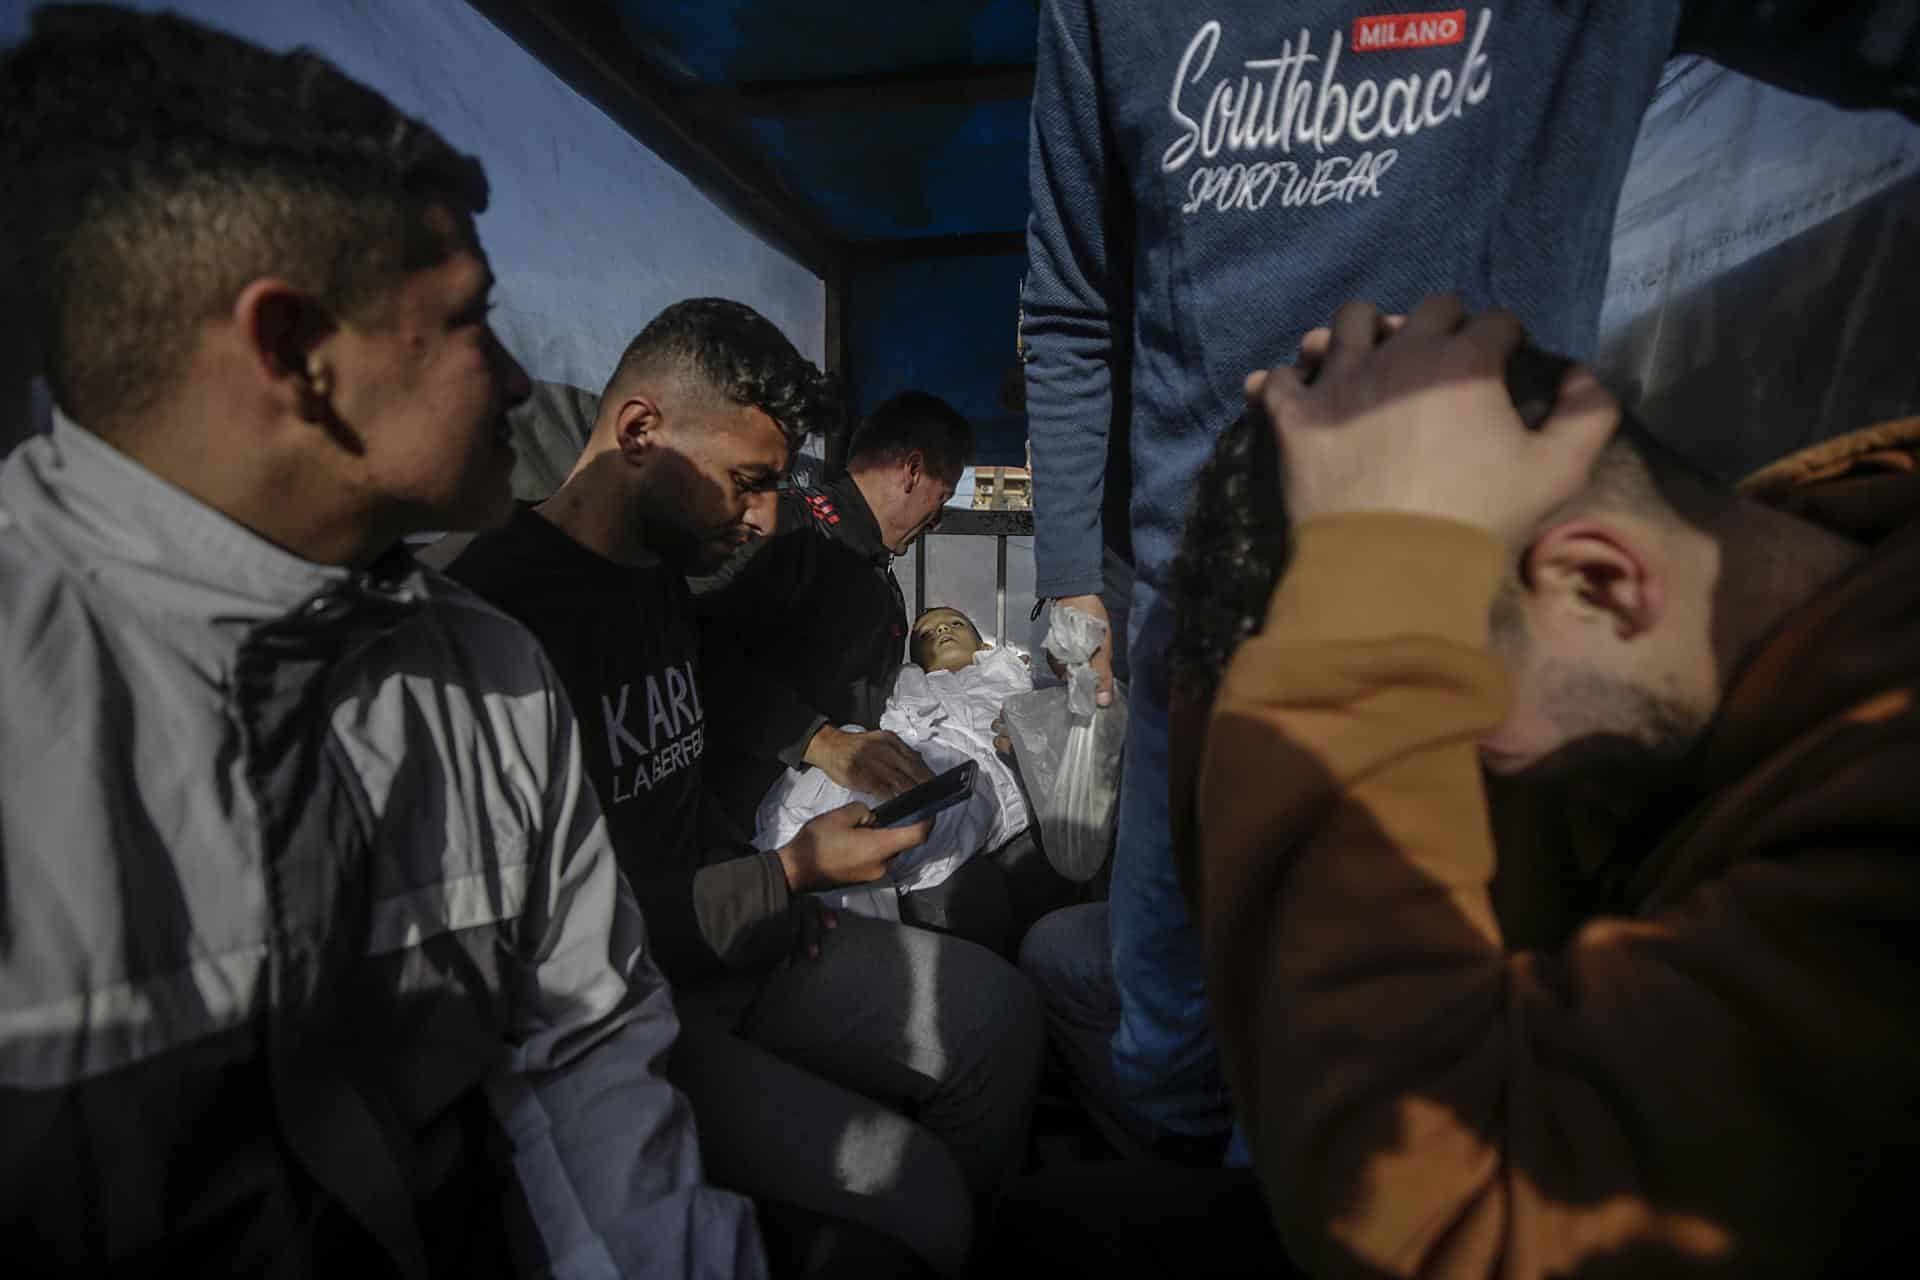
823, 473, 892, 564
13, 410, 429, 627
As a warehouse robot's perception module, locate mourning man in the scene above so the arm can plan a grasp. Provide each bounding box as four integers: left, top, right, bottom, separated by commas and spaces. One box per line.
1197, 296, 1920, 1274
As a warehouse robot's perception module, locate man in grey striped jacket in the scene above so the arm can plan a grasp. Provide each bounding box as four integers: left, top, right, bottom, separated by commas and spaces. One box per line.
0, 8, 761, 1276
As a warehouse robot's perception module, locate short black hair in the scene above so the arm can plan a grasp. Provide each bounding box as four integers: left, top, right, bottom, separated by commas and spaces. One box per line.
0, 5, 490, 427
848, 391, 974, 486
607, 297, 839, 452
1168, 408, 1290, 703
1167, 395, 1723, 700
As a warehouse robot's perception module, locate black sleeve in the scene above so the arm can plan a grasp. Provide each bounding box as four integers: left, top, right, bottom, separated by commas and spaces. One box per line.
695, 530, 835, 769
1677, 1, 1920, 119
628, 850, 795, 986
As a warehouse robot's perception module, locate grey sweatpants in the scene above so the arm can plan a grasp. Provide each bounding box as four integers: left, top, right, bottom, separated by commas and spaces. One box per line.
669, 913, 1044, 1277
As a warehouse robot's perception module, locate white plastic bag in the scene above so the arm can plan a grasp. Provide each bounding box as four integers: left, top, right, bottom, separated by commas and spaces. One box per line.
1000, 606, 1127, 882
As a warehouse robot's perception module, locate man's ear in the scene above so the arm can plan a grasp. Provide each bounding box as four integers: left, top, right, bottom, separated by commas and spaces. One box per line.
903, 448, 925, 493
612, 395, 663, 464
232, 278, 335, 420
1524, 518, 1663, 640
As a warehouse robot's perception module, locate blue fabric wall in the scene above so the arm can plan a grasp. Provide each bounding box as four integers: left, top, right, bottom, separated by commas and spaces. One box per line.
0, 0, 826, 397
846, 253, 1028, 464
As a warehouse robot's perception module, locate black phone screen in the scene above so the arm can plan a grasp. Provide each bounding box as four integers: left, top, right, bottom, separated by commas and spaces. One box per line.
866, 760, 978, 830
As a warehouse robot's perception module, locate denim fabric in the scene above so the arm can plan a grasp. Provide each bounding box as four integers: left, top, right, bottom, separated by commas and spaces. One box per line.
1023, 1, 1689, 597
1105, 578, 1234, 1138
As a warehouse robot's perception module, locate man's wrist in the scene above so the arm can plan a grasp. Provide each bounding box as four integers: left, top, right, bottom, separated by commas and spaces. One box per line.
797, 720, 837, 771
1268, 513, 1507, 649
775, 842, 803, 892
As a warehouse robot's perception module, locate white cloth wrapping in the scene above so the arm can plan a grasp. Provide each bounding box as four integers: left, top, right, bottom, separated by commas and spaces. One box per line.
752, 647, 1034, 915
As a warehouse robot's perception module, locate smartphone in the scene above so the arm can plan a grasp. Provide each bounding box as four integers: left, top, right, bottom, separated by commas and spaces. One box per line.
866, 760, 978, 830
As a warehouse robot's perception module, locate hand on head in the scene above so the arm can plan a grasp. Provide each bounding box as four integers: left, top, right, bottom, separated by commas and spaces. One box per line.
1246, 295, 1619, 546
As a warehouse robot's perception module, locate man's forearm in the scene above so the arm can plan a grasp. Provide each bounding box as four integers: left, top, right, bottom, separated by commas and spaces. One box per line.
1025, 0, 1121, 600
1197, 514, 1515, 1274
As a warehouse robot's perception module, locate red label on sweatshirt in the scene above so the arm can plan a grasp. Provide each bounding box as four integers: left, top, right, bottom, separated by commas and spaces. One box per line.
1352, 10, 1469, 52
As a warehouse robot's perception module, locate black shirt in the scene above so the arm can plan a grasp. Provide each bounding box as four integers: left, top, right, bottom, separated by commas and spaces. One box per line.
694, 475, 908, 820
446, 505, 792, 984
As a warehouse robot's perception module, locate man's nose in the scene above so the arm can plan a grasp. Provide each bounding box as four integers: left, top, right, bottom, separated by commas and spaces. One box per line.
745, 489, 778, 535
490, 330, 533, 408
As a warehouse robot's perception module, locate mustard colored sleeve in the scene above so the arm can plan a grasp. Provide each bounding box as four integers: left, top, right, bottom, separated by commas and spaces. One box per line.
1196, 512, 1903, 1276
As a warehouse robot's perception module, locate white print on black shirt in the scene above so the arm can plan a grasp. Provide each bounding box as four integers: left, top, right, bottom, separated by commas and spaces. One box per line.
1163, 9, 1492, 215
601, 660, 705, 804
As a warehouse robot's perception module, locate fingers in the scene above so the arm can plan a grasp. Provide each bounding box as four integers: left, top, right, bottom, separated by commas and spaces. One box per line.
896, 747, 935, 785
873, 733, 933, 781
848, 734, 930, 796
1401, 293, 1466, 339
1089, 644, 1115, 706
1537, 364, 1620, 479
805, 903, 837, 960
1459, 307, 1526, 372
1321, 300, 1384, 380
881, 816, 934, 853
839, 800, 874, 827
1297, 327, 1332, 369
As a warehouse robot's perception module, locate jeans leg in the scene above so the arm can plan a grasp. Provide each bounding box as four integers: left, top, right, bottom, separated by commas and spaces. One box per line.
1106, 580, 1233, 1139
1018, 903, 1128, 1126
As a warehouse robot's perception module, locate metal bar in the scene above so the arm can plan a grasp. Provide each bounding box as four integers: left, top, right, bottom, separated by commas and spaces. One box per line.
464, 0, 843, 280
713, 65, 1035, 117
995, 534, 1007, 644
915, 535, 927, 619
850, 231, 1027, 264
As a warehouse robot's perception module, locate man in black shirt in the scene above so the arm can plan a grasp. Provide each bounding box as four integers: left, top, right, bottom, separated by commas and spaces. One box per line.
448, 301, 1041, 1278
697, 391, 974, 824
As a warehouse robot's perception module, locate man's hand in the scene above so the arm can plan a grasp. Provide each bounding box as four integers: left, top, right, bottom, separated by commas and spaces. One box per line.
788, 900, 837, 964
776, 801, 932, 892
1047, 594, 1115, 707
802, 725, 932, 798
1248, 295, 1618, 546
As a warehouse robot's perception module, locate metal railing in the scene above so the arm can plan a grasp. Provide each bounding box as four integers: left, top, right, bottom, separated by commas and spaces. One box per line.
913, 506, 1034, 645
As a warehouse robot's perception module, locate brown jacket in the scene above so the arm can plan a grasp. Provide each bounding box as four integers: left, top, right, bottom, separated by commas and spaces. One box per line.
1190, 419, 1920, 1276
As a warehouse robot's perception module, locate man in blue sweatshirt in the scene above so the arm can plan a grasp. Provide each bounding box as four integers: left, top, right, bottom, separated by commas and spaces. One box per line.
1018, 0, 1920, 1153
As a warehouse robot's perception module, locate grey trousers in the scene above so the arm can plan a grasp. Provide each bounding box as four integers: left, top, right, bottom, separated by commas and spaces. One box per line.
1016, 902, 1137, 1138
670, 914, 1044, 1278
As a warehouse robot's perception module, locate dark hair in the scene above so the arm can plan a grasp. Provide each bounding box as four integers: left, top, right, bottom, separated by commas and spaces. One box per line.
0, 5, 490, 427
1167, 390, 1723, 700
1167, 409, 1291, 702
607, 297, 839, 452
848, 391, 974, 486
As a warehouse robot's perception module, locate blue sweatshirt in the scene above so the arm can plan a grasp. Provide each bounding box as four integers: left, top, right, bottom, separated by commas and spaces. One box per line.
1022, 0, 1920, 597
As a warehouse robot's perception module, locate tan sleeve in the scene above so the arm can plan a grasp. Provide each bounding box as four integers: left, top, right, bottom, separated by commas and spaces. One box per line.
1196, 513, 1897, 1277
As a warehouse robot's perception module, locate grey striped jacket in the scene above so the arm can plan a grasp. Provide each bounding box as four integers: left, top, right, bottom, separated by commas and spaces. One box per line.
0, 416, 764, 1278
